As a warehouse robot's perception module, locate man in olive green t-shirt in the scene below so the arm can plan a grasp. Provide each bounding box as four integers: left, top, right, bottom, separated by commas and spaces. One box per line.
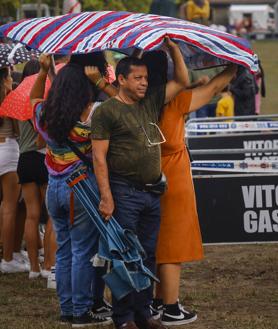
91, 38, 188, 329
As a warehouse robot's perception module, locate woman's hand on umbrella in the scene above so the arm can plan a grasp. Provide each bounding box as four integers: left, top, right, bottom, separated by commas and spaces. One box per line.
99, 195, 115, 221
164, 36, 178, 49
39, 54, 51, 73
85, 66, 102, 84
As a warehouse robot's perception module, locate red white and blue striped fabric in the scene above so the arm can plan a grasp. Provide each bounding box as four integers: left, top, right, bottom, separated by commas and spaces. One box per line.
0, 11, 258, 72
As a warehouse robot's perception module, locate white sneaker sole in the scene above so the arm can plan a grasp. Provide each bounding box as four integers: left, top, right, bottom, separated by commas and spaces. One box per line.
161, 314, 197, 326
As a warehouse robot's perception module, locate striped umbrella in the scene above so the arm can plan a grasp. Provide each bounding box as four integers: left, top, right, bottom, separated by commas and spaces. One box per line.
0, 11, 258, 72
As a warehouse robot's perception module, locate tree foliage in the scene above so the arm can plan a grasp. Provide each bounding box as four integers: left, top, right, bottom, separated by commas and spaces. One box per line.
82, 0, 152, 13
0, 0, 153, 18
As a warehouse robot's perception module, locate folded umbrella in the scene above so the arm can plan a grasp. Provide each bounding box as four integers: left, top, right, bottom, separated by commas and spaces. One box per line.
0, 11, 258, 72
66, 169, 158, 300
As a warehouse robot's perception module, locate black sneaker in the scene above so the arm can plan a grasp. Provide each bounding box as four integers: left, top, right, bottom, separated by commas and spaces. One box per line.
91, 298, 113, 317
72, 311, 112, 328
150, 298, 163, 320
161, 302, 197, 326
59, 315, 73, 325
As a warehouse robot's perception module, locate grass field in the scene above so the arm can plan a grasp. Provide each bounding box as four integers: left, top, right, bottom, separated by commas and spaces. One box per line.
252, 40, 278, 115
1, 244, 278, 329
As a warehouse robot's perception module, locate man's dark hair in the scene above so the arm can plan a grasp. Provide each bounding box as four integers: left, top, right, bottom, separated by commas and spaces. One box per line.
116, 57, 146, 79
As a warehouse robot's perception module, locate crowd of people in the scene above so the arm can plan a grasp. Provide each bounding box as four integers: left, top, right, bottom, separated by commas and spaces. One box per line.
0, 36, 237, 329
188, 64, 265, 119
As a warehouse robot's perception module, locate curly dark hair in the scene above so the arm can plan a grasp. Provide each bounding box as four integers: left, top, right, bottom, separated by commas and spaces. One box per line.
40, 64, 97, 145
0, 67, 10, 126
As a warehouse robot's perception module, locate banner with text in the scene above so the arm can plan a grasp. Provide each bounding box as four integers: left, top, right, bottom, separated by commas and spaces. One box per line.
188, 133, 278, 161
194, 175, 278, 243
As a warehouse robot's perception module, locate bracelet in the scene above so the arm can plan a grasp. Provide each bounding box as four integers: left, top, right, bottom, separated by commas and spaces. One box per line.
101, 81, 110, 90
95, 77, 103, 88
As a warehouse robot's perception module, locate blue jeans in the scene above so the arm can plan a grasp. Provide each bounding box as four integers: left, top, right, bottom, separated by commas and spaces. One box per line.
110, 181, 161, 326
196, 103, 216, 118
46, 171, 101, 317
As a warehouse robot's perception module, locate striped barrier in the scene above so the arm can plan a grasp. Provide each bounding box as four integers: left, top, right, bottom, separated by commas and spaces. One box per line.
186, 121, 278, 133
191, 160, 278, 173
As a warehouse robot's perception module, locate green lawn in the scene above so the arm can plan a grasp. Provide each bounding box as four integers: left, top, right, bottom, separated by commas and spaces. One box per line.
252, 40, 278, 115
1, 244, 278, 329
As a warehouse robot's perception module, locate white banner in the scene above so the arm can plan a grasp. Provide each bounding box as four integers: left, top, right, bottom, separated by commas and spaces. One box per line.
191, 160, 278, 173
187, 121, 278, 133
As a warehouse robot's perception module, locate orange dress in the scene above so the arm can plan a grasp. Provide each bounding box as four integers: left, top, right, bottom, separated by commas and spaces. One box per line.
156, 90, 204, 263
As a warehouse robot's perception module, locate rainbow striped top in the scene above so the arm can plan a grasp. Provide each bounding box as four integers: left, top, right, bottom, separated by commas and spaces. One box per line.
33, 101, 100, 176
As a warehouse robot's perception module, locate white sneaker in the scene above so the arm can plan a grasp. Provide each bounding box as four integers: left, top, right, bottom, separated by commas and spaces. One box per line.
20, 250, 29, 261
29, 271, 41, 279
47, 266, 56, 289
41, 269, 51, 279
13, 252, 30, 270
0, 259, 29, 273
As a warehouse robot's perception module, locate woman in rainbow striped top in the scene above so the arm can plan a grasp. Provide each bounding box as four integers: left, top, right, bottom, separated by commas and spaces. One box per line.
30, 53, 113, 327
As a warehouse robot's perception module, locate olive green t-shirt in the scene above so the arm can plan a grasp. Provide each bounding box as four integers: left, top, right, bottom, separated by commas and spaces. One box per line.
91, 85, 166, 185
18, 120, 38, 154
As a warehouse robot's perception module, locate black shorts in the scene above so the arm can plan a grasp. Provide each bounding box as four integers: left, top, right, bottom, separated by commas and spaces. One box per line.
17, 151, 48, 185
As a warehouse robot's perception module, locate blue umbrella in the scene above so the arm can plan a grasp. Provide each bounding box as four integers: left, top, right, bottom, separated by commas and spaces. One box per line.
66, 168, 158, 300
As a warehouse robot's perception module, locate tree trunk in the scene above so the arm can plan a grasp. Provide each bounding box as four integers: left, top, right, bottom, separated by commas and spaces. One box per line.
55, 0, 60, 16
18, 0, 23, 19
37, 0, 42, 17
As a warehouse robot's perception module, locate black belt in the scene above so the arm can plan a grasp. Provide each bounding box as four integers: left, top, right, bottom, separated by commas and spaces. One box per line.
110, 173, 167, 195
110, 174, 149, 191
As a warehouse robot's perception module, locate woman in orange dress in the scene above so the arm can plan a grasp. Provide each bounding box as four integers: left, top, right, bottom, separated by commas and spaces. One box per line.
143, 51, 237, 326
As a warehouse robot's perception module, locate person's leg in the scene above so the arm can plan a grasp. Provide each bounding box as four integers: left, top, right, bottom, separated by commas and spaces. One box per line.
91, 265, 107, 304
40, 184, 56, 271
43, 218, 56, 271
134, 193, 161, 322
22, 182, 42, 272
0, 184, 3, 257
1, 172, 20, 261
110, 183, 144, 327
13, 200, 26, 253
70, 195, 100, 317
156, 263, 181, 304
156, 265, 197, 325
46, 178, 73, 316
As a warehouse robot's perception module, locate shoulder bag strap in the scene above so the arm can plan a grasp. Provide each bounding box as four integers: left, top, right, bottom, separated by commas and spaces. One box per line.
65, 138, 93, 170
